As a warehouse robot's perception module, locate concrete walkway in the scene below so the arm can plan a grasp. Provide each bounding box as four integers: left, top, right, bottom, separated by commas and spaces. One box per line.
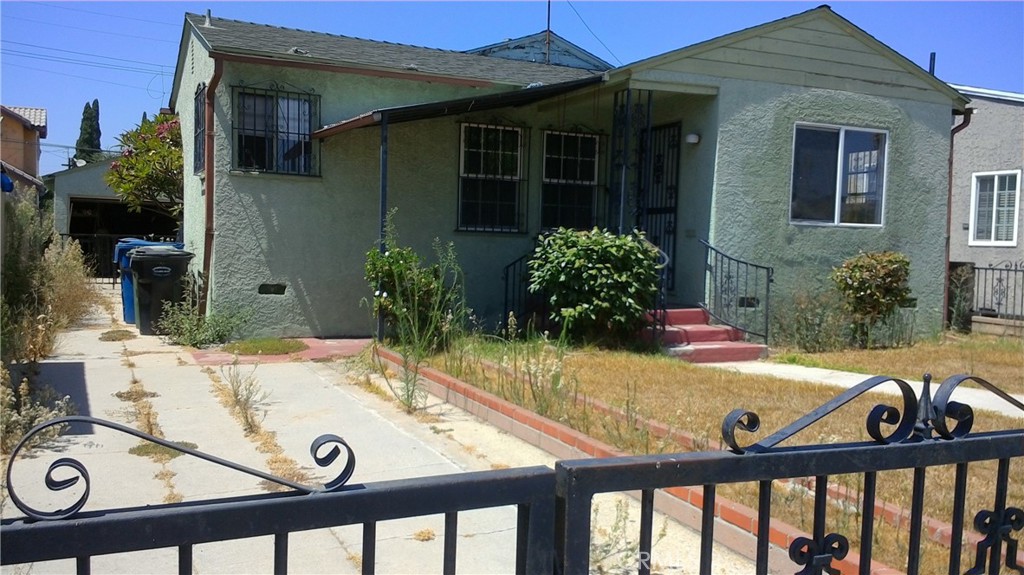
705, 361, 1024, 420
2, 283, 754, 574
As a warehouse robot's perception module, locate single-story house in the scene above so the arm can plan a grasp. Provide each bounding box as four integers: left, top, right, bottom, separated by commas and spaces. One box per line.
169, 6, 968, 339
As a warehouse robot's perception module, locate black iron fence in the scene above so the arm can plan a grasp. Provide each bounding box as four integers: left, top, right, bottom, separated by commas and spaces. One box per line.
973, 261, 1024, 321
699, 240, 774, 344
3, 374, 1023, 574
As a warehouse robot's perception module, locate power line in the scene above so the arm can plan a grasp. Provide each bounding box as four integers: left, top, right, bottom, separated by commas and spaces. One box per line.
564, 1, 622, 66
3, 15, 177, 44
28, 2, 179, 27
3, 62, 167, 96
1, 40, 172, 70
2, 50, 172, 76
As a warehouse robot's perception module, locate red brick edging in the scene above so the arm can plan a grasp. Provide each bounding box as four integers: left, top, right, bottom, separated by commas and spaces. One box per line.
373, 347, 908, 575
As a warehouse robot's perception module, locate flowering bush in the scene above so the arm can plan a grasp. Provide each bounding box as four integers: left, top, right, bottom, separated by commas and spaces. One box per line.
105, 113, 183, 222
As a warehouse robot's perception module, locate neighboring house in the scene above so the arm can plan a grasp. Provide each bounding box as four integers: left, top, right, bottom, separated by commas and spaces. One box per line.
0, 105, 47, 192
466, 30, 612, 72
169, 6, 967, 339
947, 85, 1024, 326
49, 160, 179, 277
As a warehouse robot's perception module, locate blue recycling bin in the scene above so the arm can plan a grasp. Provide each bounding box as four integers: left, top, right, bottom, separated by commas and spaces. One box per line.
114, 238, 183, 324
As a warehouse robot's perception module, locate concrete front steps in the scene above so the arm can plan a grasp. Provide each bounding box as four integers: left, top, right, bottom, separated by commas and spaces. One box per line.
655, 308, 768, 363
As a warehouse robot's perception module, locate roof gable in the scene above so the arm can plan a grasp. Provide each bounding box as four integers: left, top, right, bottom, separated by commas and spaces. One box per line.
180, 13, 595, 88
617, 6, 967, 109
466, 31, 612, 71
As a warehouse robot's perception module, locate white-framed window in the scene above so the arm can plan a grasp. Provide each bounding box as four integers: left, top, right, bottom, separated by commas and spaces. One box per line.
232, 86, 319, 176
969, 170, 1020, 246
458, 123, 524, 232
542, 131, 599, 230
790, 123, 888, 226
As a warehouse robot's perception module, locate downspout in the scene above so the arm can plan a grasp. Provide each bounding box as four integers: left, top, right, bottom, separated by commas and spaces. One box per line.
376, 111, 389, 340
200, 58, 223, 315
943, 107, 973, 327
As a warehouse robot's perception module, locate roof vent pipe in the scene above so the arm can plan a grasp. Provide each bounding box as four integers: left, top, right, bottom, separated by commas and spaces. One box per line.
204, 9, 211, 27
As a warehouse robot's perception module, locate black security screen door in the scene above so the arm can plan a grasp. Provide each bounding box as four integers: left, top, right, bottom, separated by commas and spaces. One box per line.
639, 123, 681, 291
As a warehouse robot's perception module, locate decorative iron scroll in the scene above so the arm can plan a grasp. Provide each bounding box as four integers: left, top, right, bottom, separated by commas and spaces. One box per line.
5, 416, 356, 521
966, 507, 1024, 575
789, 533, 849, 575
722, 373, 1024, 454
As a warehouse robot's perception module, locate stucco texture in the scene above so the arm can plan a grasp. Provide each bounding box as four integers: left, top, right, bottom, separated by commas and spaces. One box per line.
710, 79, 953, 335
948, 95, 1024, 267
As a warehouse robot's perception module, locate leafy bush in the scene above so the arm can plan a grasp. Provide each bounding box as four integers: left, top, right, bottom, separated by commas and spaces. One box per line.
528, 228, 660, 345
1, 365, 75, 454
157, 274, 249, 347
831, 251, 912, 348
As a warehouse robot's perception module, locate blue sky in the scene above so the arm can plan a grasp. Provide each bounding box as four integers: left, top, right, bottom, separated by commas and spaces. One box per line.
2, 1, 1022, 176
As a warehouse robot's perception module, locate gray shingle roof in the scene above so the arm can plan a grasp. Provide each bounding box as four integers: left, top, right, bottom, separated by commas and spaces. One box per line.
187, 13, 597, 87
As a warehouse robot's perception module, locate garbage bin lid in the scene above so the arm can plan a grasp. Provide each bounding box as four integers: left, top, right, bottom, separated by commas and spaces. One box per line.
129, 246, 194, 260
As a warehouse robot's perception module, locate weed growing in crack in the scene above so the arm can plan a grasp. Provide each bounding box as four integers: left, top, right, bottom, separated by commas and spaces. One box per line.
220, 358, 269, 435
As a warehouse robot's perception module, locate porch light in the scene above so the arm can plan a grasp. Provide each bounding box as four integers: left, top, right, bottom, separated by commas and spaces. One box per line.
685, 133, 701, 144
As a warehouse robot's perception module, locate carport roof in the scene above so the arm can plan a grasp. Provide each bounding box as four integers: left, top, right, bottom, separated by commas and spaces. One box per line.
314, 75, 603, 139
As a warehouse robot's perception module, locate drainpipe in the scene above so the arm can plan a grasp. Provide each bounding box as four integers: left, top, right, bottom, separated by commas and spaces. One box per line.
376, 111, 389, 340
200, 58, 223, 315
943, 107, 973, 327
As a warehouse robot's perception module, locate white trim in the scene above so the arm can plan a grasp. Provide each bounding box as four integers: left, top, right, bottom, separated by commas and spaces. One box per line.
968, 169, 1021, 247
459, 123, 523, 180
789, 122, 889, 227
948, 84, 1024, 104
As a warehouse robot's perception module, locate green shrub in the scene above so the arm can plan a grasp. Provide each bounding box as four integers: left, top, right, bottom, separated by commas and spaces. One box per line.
156, 274, 249, 347
831, 251, 912, 348
528, 228, 660, 345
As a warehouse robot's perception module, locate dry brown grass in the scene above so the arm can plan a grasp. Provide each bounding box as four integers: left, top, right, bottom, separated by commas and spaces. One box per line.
562, 351, 1024, 574
772, 333, 1024, 394
412, 528, 436, 542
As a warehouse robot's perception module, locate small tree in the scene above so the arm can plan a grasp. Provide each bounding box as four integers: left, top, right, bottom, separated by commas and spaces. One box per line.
528, 228, 660, 345
105, 114, 183, 222
831, 251, 911, 348
74, 99, 103, 164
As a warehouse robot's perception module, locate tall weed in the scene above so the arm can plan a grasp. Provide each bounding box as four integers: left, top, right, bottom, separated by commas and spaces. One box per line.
157, 273, 249, 347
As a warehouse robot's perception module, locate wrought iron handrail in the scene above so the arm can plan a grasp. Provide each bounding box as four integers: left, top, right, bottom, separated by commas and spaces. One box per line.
641, 236, 670, 341
698, 239, 773, 344
973, 260, 1024, 321
503, 248, 536, 329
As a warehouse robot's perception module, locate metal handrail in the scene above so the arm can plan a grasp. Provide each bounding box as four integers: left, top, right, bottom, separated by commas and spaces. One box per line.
698, 239, 773, 344
973, 260, 1024, 321
502, 247, 543, 330
640, 236, 670, 341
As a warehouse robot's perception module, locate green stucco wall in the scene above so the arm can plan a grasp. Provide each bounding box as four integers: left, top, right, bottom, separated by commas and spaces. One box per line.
709, 78, 952, 336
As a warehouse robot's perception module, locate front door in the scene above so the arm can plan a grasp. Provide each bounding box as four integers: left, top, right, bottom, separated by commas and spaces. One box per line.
638, 123, 681, 291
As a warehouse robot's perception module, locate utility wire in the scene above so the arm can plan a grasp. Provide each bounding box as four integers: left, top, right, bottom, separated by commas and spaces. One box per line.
564, 0, 622, 66
28, 2, 179, 27
3, 15, 177, 44
2, 40, 171, 70
3, 62, 167, 95
2, 50, 172, 76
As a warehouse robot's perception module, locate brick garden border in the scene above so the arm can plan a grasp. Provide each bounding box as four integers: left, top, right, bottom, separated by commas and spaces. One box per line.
373, 347, 914, 575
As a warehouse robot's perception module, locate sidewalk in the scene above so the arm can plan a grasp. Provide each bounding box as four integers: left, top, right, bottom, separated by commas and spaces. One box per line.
3, 282, 754, 574
705, 361, 1024, 420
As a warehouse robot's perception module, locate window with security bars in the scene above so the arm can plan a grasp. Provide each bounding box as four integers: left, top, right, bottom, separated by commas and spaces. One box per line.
542, 131, 598, 230
233, 87, 319, 176
970, 170, 1020, 246
193, 84, 205, 174
459, 124, 524, 232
